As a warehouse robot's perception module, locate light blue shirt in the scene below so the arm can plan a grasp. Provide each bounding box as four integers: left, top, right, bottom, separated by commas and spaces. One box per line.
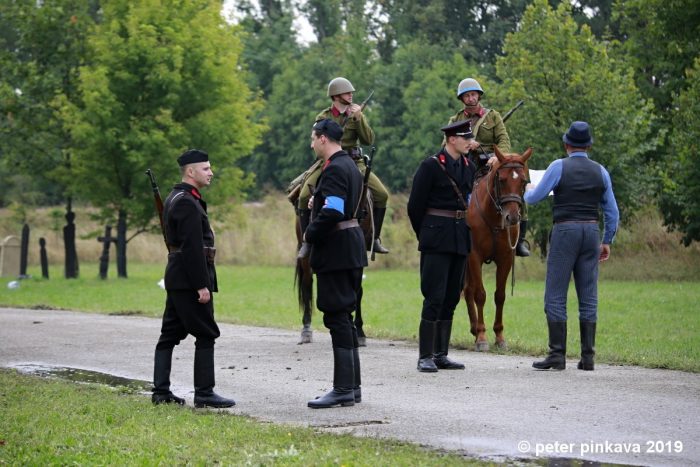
524, 152, 619, 244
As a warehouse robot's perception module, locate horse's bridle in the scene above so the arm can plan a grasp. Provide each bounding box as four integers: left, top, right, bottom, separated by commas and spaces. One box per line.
487, 162, 527, 220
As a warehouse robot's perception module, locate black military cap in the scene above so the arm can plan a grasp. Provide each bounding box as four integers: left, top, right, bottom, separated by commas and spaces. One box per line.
441, 120, 474, 138
313, 118, 344, 142
177, 149, 209, 167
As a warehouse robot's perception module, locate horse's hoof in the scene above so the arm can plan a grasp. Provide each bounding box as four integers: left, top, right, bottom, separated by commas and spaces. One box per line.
298, 329, 313, 344
495, 340, 508, 350
475, 341, 490, 352
357, 336, 367, 347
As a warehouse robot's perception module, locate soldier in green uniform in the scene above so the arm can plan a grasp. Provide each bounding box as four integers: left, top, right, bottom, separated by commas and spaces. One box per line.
446, 78, 530, 257
297, 77, 390, 258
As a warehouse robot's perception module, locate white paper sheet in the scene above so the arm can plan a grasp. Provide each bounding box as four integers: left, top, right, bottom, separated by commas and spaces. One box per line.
527, 169, 553, 196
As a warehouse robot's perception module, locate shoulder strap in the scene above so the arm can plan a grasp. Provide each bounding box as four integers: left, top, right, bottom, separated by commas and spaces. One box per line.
431, 156, 469, 211
472, 108, 491, 136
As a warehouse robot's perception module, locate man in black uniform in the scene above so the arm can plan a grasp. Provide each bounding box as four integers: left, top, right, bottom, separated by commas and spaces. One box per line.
151, 149, 235, 408
304, 119, 367, 408
407, 121, 477, 372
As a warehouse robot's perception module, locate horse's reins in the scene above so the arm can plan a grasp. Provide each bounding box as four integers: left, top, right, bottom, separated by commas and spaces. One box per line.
474, 160, 527, 295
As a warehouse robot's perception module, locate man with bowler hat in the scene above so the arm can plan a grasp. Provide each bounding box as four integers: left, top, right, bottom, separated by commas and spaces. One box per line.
152, 149, 235, 408
525, 121, 619, 371
407, 120, 477, 372
304, 119, 367, 408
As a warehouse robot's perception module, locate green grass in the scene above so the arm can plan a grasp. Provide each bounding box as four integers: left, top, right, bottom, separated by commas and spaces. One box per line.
2, 263, 699, 372
0, 369, 478, 466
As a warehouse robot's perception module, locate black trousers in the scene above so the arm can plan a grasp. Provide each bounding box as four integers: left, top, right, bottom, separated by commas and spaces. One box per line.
156, 290, 220, 351
317, 268, 363, 349
419, 252, 466, 322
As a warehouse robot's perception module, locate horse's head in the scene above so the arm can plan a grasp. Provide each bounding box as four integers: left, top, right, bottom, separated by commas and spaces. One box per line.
491, 147, 533, 227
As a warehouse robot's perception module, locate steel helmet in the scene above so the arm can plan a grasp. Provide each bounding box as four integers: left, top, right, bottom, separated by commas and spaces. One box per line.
457, 78, 484, 99
327, 77, 355, 97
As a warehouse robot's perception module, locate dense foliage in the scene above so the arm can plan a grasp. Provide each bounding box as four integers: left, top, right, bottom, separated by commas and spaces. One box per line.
1, 0, 699, 249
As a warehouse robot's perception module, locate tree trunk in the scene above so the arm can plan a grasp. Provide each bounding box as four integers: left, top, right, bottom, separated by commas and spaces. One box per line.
116, 209, 128, 278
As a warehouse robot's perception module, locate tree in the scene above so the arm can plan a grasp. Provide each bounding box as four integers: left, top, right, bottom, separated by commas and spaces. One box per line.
659, 58, 700, 245
235, 0, 301, 98
0, 0, 99, 277
59, 0, 265, 277
496, 0, 657, 254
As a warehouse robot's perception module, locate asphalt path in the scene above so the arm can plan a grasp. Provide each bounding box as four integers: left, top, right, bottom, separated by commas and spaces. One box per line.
1, 307, 698, 466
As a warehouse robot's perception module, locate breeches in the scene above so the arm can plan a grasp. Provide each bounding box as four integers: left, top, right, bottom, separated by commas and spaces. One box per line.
316, 268, 363, 315
317, 268, 363, 349
419, 252, 466, 321
544, 223, 600, 321
156, 290, 220, 350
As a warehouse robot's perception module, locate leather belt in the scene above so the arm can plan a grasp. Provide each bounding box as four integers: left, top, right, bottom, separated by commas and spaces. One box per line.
168, 246, 217, 264
425, 208, 467, 220
334, 219, 360, 231
554, 220, 598, 224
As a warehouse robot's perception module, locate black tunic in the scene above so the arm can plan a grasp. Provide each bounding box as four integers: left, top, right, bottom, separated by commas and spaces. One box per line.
407, 149, 476, 256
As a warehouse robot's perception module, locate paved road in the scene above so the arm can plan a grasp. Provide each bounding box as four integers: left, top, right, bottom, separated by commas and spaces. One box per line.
1, 307, 698, 465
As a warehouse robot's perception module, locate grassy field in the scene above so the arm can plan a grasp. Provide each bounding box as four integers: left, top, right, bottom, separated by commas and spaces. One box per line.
2, 263, 698, 372
0, 369, 479, 466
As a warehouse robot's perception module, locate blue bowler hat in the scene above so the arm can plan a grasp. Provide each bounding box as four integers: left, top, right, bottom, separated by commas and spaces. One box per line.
563, 121, 593, 147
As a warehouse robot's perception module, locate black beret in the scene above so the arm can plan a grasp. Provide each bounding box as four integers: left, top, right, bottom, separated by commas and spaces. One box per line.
313, 118, 344, 142
177, 149, 209, 167
441, 120, 474, 138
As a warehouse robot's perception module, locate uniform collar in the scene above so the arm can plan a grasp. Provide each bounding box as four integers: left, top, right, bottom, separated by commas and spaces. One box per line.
463, 105, 485, 118
330, 106, 348, 118
176, 182, 202, 199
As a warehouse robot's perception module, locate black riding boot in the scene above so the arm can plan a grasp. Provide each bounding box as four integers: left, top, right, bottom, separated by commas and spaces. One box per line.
578, 320, 596, 371
417, 319, 438, 372
193, 347, 236, 408
532, 321, 567, 370
308, 347, 355, 408
372, 207, 389, 254
353, 347, 362, 403
152, 348, 185, 405
516, 220, 530, 257
297, 208, 312, 259
433, 320, 465, 369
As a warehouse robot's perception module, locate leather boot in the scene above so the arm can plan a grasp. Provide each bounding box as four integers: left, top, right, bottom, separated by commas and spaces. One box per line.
152, 348, 185, 405
353, 347, 362, 403
578, 320, 596, 371
193, 347, 236, 408
516, 220, 530, 257
297, 209, 312, 259
433, 320, 465, 369
308, 347, 355, 408
417, 319, 438, 372
372, 207, 389, 254
532, 321, 567, 370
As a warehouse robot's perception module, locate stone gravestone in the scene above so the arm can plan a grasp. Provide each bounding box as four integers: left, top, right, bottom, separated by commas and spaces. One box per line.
0, 236, 21, 278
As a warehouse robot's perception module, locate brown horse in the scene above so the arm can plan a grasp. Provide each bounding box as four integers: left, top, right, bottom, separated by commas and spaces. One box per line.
294, 194, 374, 346
464, 146, 532, 351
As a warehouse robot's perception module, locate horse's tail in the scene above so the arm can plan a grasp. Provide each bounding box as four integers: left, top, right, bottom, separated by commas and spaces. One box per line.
294, 257, 313, 313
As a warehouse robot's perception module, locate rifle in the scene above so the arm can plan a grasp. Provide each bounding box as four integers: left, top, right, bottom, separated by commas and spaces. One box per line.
341, 89, 374, 127
502, 99, 524, 123
145, 169, 169, 251
473, 100, 525, 162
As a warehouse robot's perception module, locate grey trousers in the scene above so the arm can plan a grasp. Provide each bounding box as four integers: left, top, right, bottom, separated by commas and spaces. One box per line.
544, 222, 600, 322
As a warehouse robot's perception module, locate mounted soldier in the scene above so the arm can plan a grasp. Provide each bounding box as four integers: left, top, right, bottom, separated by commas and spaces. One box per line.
446, 78, 530, 257
295, 77, 390, 258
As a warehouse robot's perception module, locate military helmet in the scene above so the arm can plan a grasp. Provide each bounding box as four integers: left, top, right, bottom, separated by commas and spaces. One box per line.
457, 78, 484, 99
327, 77, 355, 97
